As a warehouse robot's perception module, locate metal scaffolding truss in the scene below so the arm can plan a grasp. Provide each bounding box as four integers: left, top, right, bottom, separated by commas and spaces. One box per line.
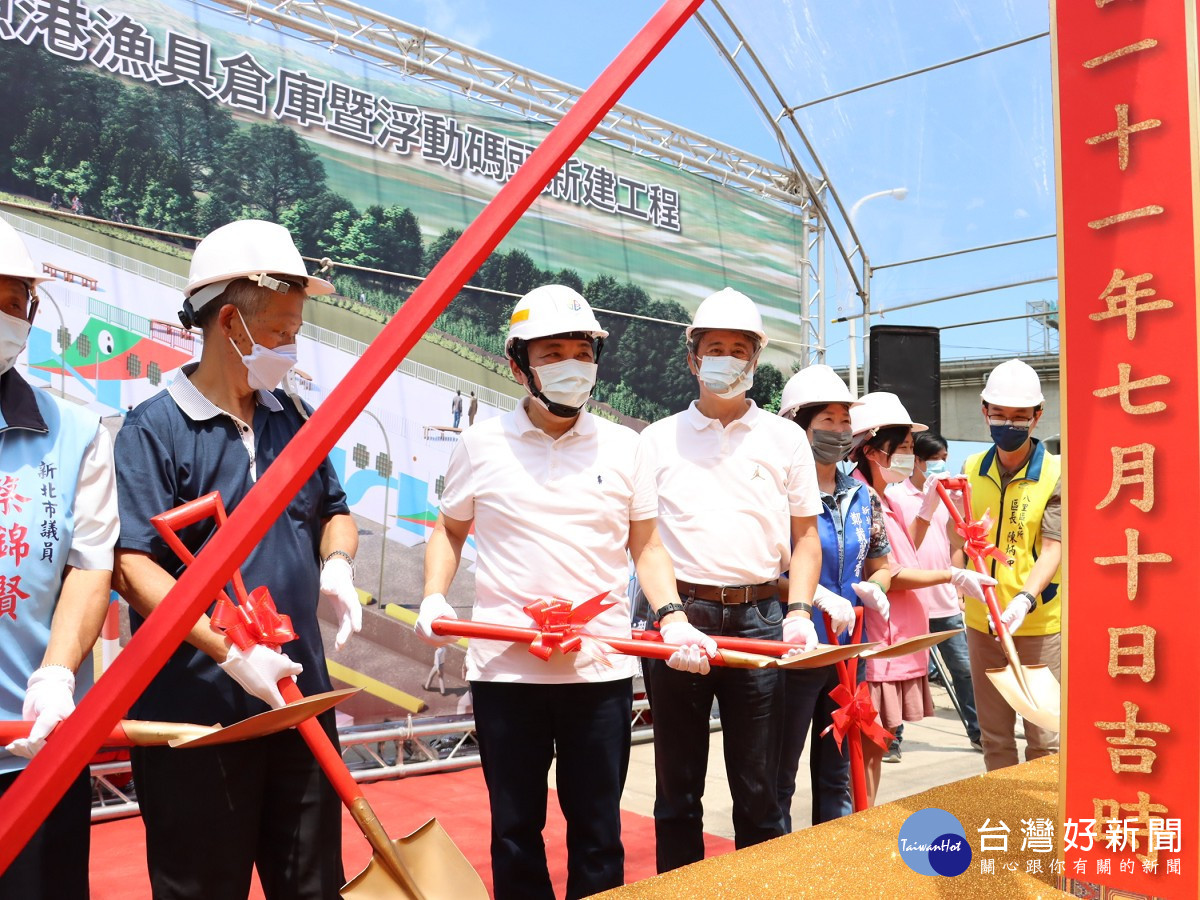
205, 0, 806, 209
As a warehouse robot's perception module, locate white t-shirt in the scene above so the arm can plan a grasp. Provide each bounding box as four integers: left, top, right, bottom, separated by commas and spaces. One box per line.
440, 401, 655, 683
639, 401, 822, 585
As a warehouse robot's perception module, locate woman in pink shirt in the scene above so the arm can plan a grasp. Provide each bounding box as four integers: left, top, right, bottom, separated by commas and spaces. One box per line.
848, 393, 994, 804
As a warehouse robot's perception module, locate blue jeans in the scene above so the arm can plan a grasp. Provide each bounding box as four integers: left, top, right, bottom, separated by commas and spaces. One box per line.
472, 678, 633, 900
777, 664, 853, 828
648, 595, 785, 872
930, 614, 980, 743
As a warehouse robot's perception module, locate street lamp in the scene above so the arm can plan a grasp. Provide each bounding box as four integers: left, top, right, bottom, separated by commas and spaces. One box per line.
360, 408, 391, 605
848, 187, 908, 394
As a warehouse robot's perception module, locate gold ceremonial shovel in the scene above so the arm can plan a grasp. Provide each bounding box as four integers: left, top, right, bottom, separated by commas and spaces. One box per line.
936, 479, 1060, 732
774, 642, 881, 669
859, 630, 962, 660
0, 689, 357, 748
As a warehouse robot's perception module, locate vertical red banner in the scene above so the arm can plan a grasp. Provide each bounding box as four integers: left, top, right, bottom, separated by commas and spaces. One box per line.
1054, 0, 1200, 896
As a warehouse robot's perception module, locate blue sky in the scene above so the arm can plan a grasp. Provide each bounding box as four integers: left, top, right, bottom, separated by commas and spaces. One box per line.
367, 1, 1059, 371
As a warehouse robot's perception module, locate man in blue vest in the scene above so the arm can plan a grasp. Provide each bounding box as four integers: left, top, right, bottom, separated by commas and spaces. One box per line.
0, 218, 119, 898
114, 220, 361, 898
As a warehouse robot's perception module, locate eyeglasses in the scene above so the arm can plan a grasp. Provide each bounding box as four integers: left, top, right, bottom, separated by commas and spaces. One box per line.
986, 416, 1034, 429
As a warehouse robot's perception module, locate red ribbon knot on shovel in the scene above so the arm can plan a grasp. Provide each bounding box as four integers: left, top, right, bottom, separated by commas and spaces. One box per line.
954, 509, 1012, 569
210, 585, 297, 652
521, 593, 614, 663
822, 681, 893, 752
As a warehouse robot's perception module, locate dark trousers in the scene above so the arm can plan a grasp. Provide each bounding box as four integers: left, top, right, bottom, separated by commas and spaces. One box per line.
130, 715, 343, 899
0, 766, 90, 899
929, 614, 981, 743
471, 678, 633, 900
776, 664, 852, 829
647, 596, 785, 873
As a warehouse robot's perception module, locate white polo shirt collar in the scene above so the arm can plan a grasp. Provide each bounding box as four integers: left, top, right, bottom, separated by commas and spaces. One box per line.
168, 362, 283, 421
508, 397, 597, 440
683, 399, 761, 431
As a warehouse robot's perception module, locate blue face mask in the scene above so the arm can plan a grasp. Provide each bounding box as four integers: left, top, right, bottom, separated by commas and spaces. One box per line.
990, 424, 1030, 452
924, 459, 948, 476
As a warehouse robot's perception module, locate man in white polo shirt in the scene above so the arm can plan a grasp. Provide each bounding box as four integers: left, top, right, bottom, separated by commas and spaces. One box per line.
640, 288, 823, 872
416, 285, 685, 900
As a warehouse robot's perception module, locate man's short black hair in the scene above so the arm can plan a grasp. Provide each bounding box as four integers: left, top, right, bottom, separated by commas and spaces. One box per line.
914, 431, 948, 461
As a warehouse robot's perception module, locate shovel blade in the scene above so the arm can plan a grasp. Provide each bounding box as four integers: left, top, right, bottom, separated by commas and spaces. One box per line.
774, 642, 880, 669
985, 664, 1061, 733
170, 688, 360, 748
861, 630, 962, 660
341, 818, 487, 900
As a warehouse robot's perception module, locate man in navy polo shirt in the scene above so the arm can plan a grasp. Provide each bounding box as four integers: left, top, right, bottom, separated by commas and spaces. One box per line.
113, 220, 360, 899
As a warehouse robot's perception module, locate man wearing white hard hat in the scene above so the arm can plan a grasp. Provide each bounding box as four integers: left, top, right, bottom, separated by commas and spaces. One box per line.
112, 219, 359, 896
639, 288, 823, 870
947, 358, 1061, 771
416, 285, 680, 899
0, 219, 118, 897
774, 365, 890, 826
847, 392, 995, 803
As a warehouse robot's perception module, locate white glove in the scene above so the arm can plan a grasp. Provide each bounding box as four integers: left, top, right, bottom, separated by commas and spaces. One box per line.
6, 666, 75, 759
999, 594, 1033, 634
812, 584, 855, 636
949, 566, 998, 601
918, 472, 960, 521
219, 644, 303, 709
320, 557, 362, 651
782, 616, 818, 655
415, 593, 458, 646
852, 580, 890, 621
660, 620, 717, 675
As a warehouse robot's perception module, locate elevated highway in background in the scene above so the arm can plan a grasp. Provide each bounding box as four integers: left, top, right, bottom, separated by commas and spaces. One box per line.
836, 352, 1060, 443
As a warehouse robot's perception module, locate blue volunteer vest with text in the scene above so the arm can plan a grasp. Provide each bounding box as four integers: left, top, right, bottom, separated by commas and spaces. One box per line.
814, 479, 872, 645
0, 381, 96, 774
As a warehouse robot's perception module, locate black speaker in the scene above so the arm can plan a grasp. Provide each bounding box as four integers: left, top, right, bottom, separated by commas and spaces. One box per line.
868, 325, 941, 435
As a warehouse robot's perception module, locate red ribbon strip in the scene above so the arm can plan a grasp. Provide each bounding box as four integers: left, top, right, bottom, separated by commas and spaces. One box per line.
822, 680, 894, 752
210, 586, 297, 652
521, 593, 614, 661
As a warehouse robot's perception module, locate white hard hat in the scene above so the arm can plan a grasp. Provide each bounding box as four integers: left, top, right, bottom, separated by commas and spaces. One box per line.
850, 391, 927, 438
185, 220, 334, 312
505, 284, 608, 353
0, 219, 49, 285
779, 364, 862, 419
685, 288, 768, 348
980, 358, 1044, 407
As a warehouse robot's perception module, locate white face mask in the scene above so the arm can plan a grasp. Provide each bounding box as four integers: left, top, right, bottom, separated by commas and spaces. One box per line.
532, 359, 597, 410
698, 355, 754, 399
230, 310, 297, 393
878, 451, 916, 484
0, 311, 31, 377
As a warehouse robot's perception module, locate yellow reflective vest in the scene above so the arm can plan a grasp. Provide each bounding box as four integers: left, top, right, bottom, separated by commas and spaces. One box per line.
963, 440, 1061, 636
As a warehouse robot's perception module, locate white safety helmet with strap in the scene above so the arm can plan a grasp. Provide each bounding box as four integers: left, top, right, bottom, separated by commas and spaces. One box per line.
850, 391, 927, 446
779, 364, 861, 419
980, 358, 1044, 408
684, 287, 768, 350
181, 220, 334, 328
0, 218, 48, 327
0, 219, 50, 287
505, 284, 608, 417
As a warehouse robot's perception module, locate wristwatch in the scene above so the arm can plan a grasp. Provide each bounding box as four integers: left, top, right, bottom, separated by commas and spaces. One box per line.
786, 601, 814, 616
655, 602, 687, 619
1016, 590, 1037, 613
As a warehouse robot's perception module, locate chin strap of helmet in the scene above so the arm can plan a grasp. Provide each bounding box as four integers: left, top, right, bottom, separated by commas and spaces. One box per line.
508, 332, 605, 418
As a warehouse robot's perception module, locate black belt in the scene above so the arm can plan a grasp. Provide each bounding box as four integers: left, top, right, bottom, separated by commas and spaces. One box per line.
675, 579, 779, 604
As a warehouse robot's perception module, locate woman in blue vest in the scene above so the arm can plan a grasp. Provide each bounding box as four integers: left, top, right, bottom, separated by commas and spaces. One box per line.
0, 217, 119, 898
775, 365, 892, 827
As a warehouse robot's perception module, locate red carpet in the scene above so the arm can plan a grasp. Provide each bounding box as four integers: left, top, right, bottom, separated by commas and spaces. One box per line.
89, 766, 734, 897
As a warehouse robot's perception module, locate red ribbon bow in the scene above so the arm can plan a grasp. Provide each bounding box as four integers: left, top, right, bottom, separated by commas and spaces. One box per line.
210, 586, 297, 652
521, 593, 614, 661
954, 508, 1012, 568
822, 681, 894, 752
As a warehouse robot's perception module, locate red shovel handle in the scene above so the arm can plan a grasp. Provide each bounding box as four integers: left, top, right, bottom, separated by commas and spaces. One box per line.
150, 494, 252, 606
275, 679, 365, 807
935, 480, 1008, 639
0, 721, 132, 746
